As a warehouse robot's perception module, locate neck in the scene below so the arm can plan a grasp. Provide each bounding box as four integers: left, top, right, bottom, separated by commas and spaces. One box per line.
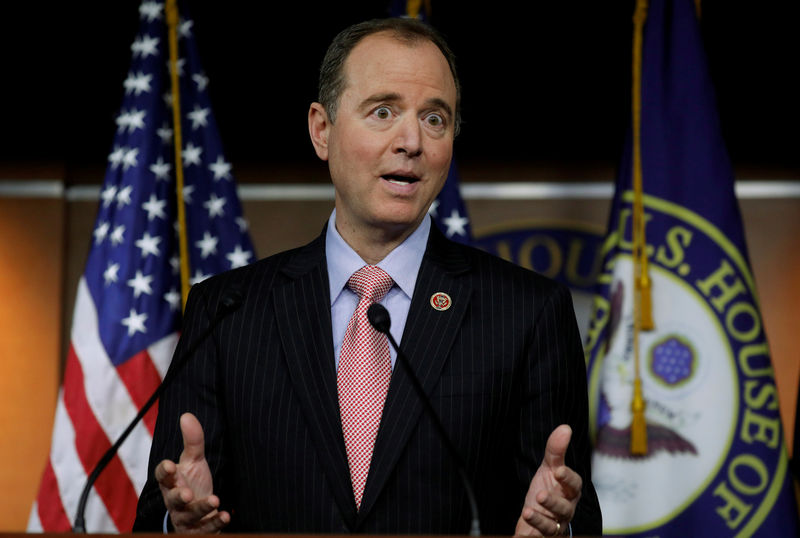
335, 218, 421, 265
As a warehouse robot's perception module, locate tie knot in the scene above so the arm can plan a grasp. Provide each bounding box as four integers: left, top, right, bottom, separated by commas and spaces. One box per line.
347, 265, 394, 303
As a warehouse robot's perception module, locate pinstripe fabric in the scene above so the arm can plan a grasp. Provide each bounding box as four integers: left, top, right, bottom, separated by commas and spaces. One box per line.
134, 223, 601, 534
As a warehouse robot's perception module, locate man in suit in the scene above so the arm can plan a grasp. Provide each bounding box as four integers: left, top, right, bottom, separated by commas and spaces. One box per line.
134, 18, 601, 536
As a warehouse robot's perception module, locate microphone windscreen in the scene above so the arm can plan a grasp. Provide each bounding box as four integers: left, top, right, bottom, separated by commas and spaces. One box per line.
367, 303, 391, 334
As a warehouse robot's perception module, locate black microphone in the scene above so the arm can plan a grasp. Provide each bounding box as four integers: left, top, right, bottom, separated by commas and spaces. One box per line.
367, 303, 481, 537
73, 284, 244, 533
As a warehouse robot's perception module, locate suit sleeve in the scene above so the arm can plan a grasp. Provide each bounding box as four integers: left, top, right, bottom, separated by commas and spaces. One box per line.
133, 281, 232, 531
517, 281, 602, 535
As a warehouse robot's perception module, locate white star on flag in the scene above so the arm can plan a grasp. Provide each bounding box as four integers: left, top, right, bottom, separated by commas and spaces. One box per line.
110, 225, 126, 246
94, 221, 110, 244
142, 194, 167, 221
103, 262, 120, 286
169, 255, 180, 275
226, 245, 252, 269
135, 232, 162, 258
122, 147, 139, 171
183, 142, 202, 166
131, 34, 159, 58
203, 193, 226, 218
192, 73, 209, 91
190, 269, 211, 286
179, 18, 194, 38
163, 288, 181, 311
127, 270, 154, 298
101, 185, 117, 207
149, 156, 171, 181
108, 146, 126, 170
139, 1, 163, 22
195, 231, 218, 259
170, 58, 186, 77
116, 185, 133, 208
208, 156, 232, 181
187, 105, 210, 130
443, 209, 469, 237
123, 72, 152, 96
427, 199, 440, 217
121, 308, 148, 336
156, 123, 173, 144
182, 184, 195, 204
162, 92, 173, 109
116, 109, 146, 134
236, 217, 249, 232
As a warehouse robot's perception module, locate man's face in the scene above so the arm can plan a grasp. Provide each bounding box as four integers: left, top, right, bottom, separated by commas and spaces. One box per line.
309, 32, 457, 239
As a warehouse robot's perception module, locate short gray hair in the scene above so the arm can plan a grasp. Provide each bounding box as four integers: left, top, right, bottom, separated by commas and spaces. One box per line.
318, 18, 461, 136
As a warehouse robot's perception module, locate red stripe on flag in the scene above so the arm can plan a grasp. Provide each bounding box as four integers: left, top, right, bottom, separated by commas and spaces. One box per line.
35, 459, 73, 531
62, 344, 139, 532
116, 350, 162, 434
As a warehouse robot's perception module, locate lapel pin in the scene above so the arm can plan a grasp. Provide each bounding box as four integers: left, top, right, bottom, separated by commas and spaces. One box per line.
430, 292, 452, 311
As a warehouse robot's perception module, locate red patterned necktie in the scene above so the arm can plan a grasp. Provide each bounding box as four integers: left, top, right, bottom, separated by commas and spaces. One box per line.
337, 265, 394, 509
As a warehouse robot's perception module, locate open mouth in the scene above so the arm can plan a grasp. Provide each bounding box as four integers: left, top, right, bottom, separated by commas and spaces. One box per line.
382, 174, 420, 185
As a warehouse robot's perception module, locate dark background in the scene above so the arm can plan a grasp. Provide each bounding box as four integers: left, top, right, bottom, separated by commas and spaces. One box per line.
3, 1, 799, 180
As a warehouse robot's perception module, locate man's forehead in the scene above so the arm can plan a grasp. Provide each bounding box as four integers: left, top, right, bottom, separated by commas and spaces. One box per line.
341, 32, 455, 99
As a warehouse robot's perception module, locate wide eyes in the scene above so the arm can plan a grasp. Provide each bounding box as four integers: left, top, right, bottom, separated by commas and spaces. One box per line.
374, 106, 391, 120
369, 106, 447, 130
425, 113, 444, 127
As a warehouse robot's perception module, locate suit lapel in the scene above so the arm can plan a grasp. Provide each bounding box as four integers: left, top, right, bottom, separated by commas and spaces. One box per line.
357, 225, 472, 522
271, 231, 359, 529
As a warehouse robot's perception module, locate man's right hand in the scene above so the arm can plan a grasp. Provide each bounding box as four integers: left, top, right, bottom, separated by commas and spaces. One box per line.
155, 412, 231, 533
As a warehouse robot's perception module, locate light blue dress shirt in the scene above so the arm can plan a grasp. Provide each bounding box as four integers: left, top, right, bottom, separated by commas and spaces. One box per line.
326, 209, 430, 371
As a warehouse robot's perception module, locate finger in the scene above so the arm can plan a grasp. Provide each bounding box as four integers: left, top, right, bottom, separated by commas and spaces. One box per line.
172, 502, 227, 534
521, 508, 561, 537
184, 509, 231, 534
544, 424, 572, 470
514, 516, 544, 537
536, 490, 573, 524
169, 496, 219, 528
179, 412, 206, 463
553, 465, 582, 499
164, 485, 195, 511
154, 459, 178, 489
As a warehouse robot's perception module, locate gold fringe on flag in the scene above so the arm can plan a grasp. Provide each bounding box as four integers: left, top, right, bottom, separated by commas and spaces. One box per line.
166, 0, 191, 311
630, 0, 650, 456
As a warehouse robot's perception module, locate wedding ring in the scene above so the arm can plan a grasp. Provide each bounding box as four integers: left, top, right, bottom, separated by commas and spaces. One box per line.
555, 521, 561, 535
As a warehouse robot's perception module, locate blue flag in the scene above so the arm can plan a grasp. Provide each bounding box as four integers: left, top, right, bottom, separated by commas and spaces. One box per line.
30, 0, 254, 531
585, 1, 798, 535
389, 1, 473, 244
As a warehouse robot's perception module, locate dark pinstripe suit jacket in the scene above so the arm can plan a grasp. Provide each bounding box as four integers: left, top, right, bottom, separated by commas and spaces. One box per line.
133, 223, 601, 534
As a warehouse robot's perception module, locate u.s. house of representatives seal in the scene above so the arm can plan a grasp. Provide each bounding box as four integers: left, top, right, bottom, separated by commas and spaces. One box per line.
586, 192, 789, 536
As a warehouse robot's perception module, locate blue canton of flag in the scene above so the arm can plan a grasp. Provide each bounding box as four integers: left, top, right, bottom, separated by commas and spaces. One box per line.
29, 0, 255, 533
585, 1, 798, 536
389, 0, 473, 245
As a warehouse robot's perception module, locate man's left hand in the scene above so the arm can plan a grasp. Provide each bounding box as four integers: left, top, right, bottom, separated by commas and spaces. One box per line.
515, 424, 582, 536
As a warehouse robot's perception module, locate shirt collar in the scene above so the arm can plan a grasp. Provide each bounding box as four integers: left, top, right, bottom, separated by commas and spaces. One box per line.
326, 209, 430, 303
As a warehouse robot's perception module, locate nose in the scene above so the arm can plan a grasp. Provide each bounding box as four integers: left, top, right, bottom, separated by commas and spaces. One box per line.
392, 115, 422, 157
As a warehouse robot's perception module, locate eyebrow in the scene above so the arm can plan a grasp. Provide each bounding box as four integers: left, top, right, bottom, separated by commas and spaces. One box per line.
359, 92, 454, 121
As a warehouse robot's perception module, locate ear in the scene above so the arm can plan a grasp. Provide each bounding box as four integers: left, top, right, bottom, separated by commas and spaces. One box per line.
308, 102, 330, 161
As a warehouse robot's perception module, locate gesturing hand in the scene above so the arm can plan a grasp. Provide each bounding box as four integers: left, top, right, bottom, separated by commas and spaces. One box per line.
515, 425, 582, 537
154, 412, 230, 533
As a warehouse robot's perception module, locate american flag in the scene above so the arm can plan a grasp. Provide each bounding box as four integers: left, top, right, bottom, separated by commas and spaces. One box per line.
28, 1, 254, 532
389, 0, 474, 244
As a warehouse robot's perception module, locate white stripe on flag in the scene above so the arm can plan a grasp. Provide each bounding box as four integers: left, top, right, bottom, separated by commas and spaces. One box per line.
27, 501, 43, 532
71, 278, 153, 495
49, 395, 117, 532
148, 332, 179, 379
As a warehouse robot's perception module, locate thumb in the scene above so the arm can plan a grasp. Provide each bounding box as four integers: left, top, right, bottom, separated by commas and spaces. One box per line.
179, 412, 206, 463
544, 424, 572, 469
